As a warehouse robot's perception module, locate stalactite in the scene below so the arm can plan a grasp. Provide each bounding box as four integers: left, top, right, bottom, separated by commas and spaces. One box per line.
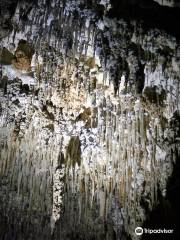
0, 0, 180, 239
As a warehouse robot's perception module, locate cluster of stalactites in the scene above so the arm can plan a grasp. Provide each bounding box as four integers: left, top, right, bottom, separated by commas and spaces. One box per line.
0, 0, 180, 239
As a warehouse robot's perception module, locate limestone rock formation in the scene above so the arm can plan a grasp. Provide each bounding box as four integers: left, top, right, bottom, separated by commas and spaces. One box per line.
12, 40, 34, 71
0, 0, 180, 240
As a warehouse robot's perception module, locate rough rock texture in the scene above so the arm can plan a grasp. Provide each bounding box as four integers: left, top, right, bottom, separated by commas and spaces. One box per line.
0, 0, 180, 240
154, 0, 180, 7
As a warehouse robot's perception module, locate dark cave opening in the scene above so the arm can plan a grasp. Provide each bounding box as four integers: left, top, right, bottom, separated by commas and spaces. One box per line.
109, 0, 180, 38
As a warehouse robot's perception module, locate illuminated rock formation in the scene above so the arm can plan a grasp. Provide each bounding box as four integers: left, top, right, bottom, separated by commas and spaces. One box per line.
0, 0, 179, 239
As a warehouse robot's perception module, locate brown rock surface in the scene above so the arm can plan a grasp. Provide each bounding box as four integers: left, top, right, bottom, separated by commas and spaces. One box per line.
12, 40, 34, 71
0, 47, 14, 65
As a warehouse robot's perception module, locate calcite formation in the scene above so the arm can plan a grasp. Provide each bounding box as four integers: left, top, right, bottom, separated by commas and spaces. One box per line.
0, 0, 179, 239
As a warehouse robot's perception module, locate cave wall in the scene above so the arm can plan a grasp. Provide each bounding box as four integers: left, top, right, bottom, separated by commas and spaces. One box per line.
0, 0, 180, 239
